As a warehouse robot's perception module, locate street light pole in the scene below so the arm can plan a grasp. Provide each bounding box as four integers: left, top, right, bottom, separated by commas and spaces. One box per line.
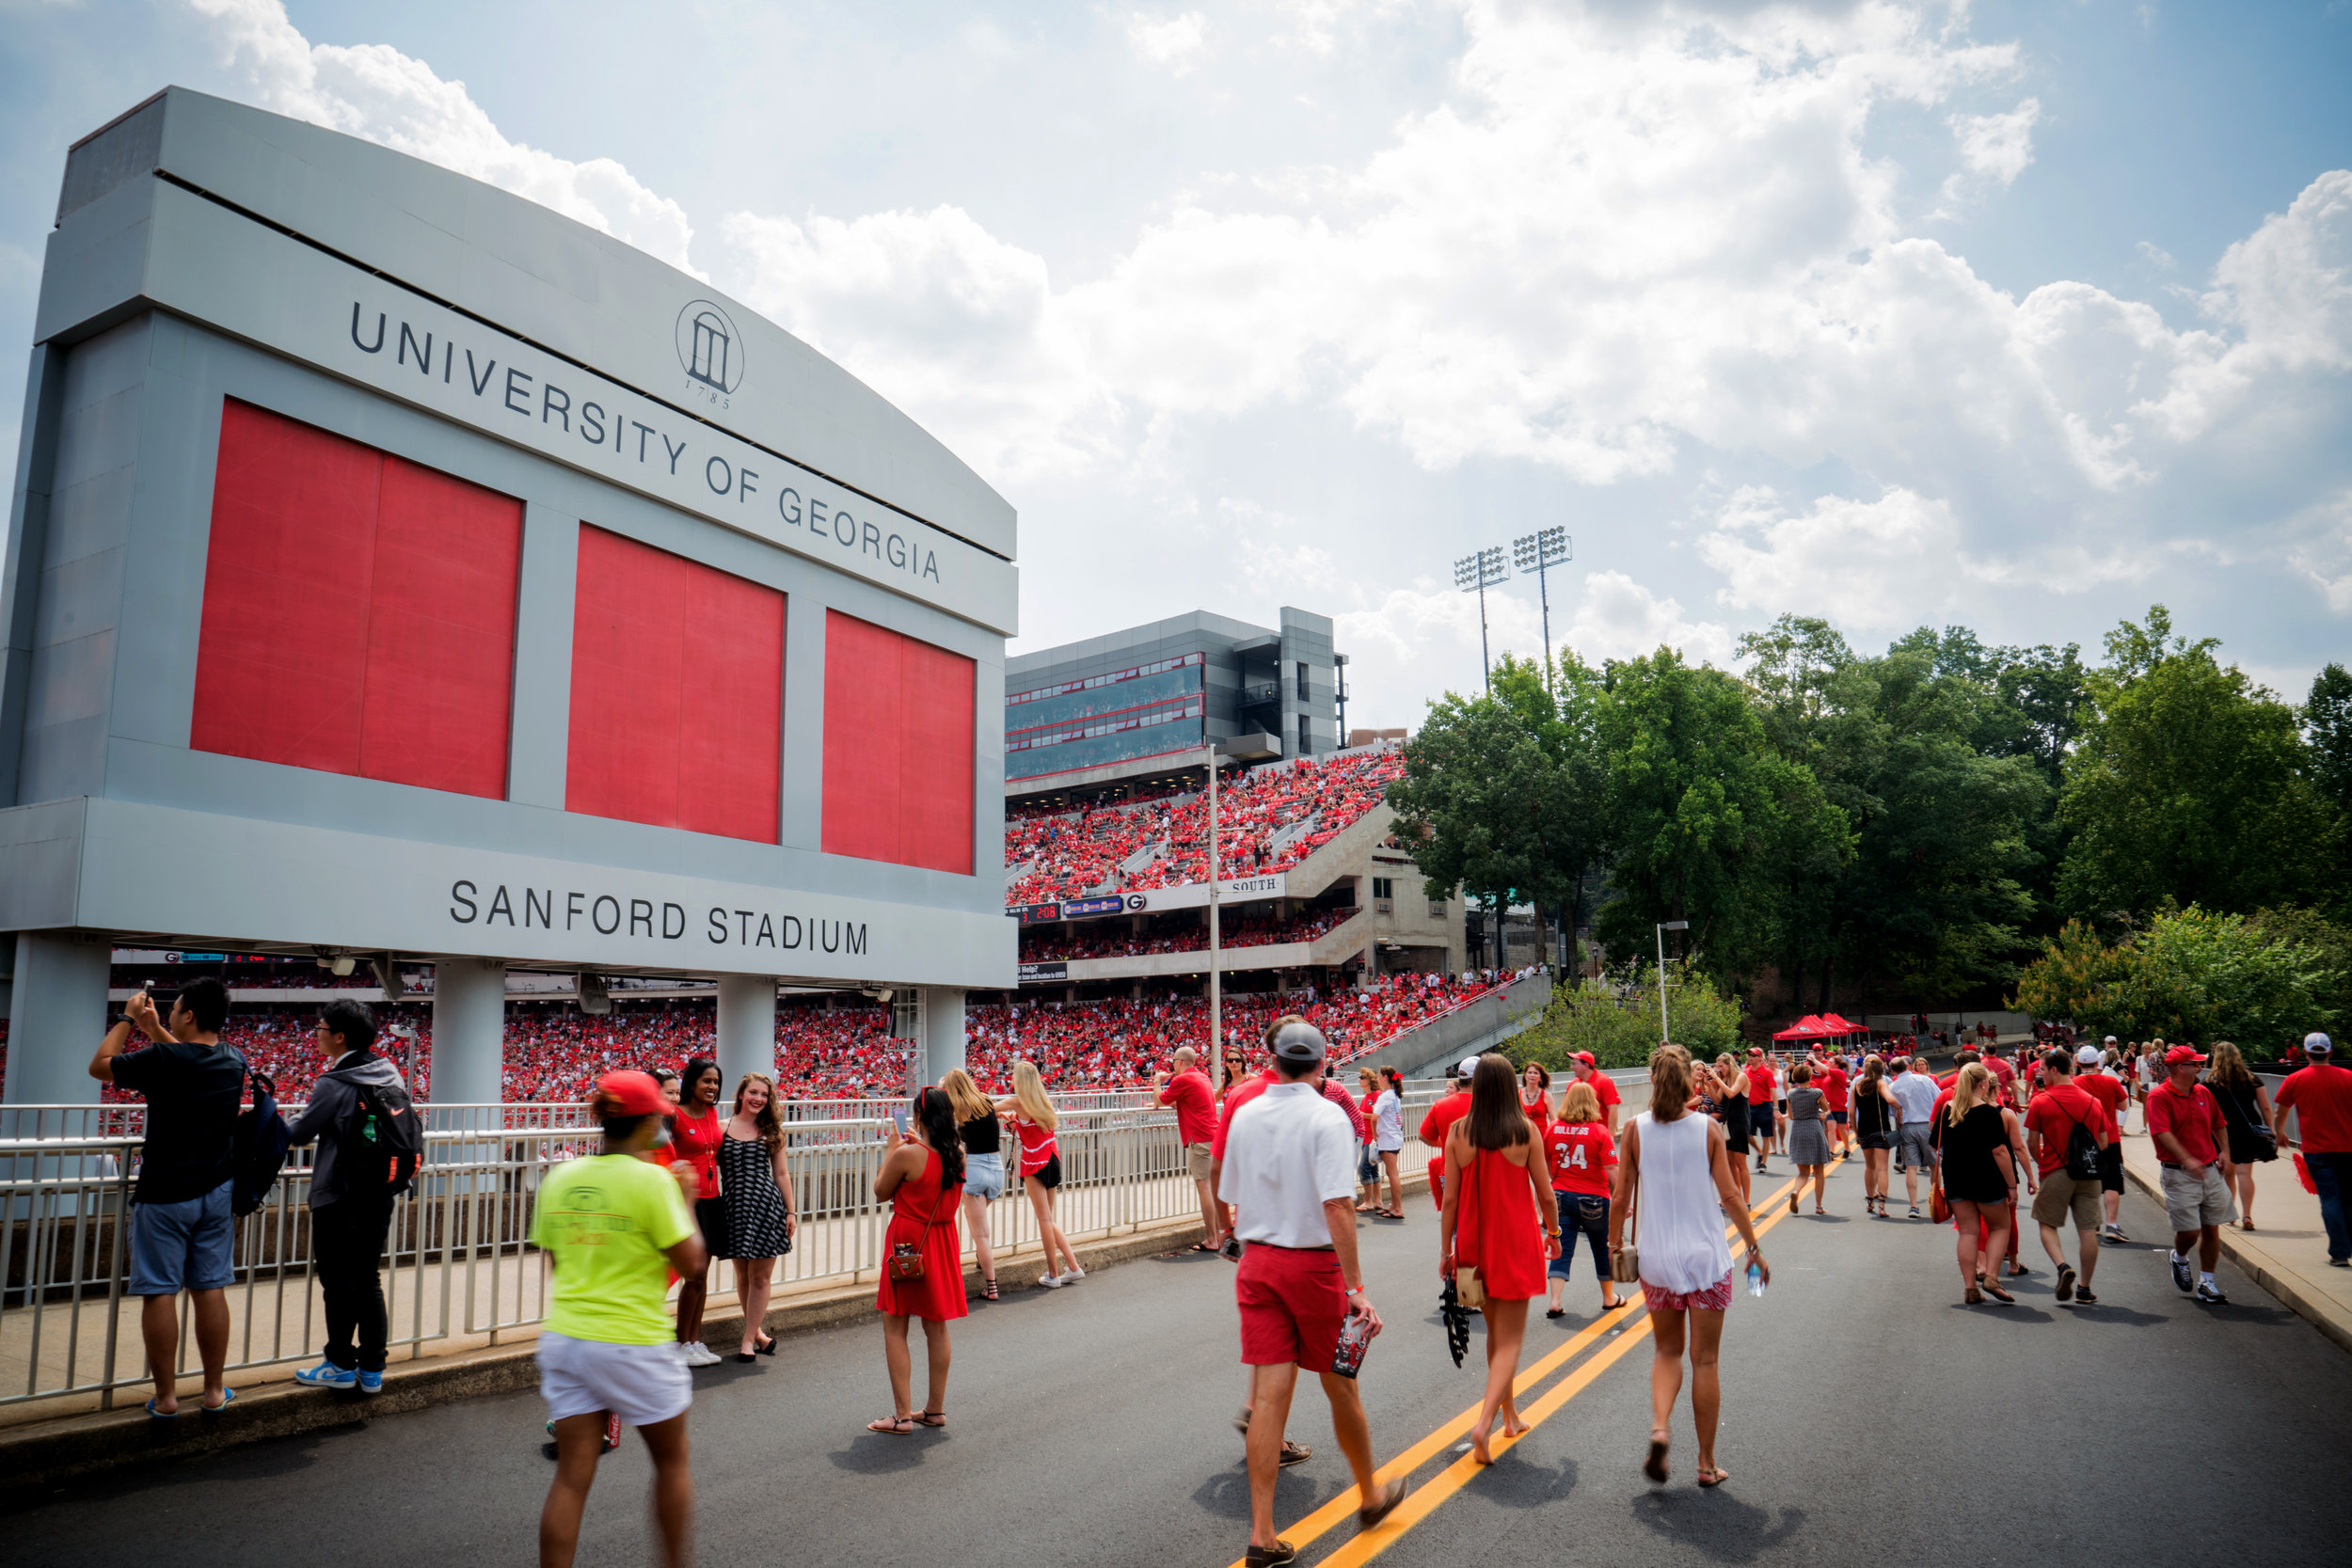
1207, 740, 1224, 1092
1453, 546, 1507, 694
1513, 528, 1570, 694
1656, 919, 1689, 1043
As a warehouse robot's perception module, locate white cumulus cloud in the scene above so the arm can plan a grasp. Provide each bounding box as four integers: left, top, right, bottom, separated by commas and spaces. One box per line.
1127, 9, 1209, 73
186, 0, 701, 275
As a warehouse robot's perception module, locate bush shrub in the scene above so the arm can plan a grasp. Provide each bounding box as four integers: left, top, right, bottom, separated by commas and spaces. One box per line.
1508, 959, 1744, 1072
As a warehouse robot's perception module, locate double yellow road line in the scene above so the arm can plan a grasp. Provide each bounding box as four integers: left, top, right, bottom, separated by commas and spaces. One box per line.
1224, 1155, 1844, 1568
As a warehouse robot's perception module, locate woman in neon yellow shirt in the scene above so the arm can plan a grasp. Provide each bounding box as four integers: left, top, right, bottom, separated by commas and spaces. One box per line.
531, 1071, 707, 1568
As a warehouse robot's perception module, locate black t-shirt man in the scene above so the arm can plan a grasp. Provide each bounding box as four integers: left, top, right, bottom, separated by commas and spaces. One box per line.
109, 1033, 245, 1205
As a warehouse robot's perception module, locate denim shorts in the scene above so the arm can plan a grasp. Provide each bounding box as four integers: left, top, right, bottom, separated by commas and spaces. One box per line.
128, 1180, 235, 1296
964, 1150, 1007, 1203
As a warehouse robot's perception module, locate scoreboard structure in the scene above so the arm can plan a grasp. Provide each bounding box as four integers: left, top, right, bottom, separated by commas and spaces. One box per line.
0, 88, 1016, 1102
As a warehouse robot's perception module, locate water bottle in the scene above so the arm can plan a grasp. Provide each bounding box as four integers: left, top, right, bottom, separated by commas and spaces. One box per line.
1745, 1260, 1766, 1297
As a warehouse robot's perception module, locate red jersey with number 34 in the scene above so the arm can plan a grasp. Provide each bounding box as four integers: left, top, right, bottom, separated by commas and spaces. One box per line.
1543, 1119, 1617, 1197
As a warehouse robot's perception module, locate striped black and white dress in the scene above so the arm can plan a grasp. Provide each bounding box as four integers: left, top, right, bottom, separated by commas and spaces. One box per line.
718, 1133, 792, 1259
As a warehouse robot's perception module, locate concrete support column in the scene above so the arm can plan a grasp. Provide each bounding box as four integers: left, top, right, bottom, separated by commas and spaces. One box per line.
3, 932, 108, 1105
716, 975, 777, 1089
430, 958, 507, 1106
920, 987, 965, 1085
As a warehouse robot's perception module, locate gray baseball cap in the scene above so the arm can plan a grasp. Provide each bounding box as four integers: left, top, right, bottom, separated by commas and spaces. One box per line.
1273, 1021, 1328, 1065
2308, 1032, 2334, 1054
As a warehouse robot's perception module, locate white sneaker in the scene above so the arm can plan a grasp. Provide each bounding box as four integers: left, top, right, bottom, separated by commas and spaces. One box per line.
1060, 1266, 1086, 1283
684, 1343, 721, 1366
1034, 1272, 1064, 1289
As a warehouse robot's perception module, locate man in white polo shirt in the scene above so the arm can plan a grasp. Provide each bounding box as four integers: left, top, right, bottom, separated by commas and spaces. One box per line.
1220, 1020, 1406, 1567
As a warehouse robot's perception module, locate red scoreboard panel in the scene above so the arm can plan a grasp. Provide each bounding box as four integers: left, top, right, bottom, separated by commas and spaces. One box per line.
821, 609, 975, 875
191, 399, 523, 799
565, 524, 785, 844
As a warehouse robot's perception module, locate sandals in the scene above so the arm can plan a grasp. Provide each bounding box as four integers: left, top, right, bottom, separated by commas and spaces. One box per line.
1358, 1477, 1406, 1528
755, 1335, 777, 1356
1188, 1242, 1221, 1254
1698, 1465, 1730, 1487
1279, 1438, 1312, 1466
982, 1276, 1000, 1300
866, 1416, 915, 1436
1980, 1279, 2015, 1305
1964, 1286, 1985, 1306
914, 1410, 946, 1427
1644, 1430, 1671, 1483
1788, 1192, 1799, 1216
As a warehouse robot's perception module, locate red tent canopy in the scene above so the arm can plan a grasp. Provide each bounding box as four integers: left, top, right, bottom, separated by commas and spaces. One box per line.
1817, 1012, 1862, 1035
1772, 1014, 1831, 1041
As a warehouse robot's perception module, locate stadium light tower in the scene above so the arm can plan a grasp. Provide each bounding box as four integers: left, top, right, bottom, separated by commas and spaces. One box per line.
1453, 546, 1508, 693
1512, 528, 1570, 691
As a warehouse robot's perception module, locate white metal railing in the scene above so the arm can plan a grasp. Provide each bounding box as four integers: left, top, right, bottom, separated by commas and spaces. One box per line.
1, 1089, 1440, 1416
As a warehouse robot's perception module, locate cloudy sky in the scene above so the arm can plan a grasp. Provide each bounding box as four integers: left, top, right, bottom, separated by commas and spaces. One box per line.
3, 1, 2347, 725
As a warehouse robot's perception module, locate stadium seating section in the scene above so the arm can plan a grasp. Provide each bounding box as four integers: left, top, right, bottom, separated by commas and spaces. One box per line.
2, 971, 1497, 1107
1006, 747, 1405, 905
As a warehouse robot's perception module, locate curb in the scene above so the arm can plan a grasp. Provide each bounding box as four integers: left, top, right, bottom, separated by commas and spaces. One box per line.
2117, 1158, 2352, 1357
0, 1210, 1219, 1509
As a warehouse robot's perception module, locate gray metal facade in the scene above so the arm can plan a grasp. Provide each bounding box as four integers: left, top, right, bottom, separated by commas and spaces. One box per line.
0, 89, 1019, 1049
1005, 607, 1338, 780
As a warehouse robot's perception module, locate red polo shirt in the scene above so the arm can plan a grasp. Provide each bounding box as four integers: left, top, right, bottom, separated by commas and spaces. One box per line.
2147, 1079, 2225, 1166
1211, 1069, 1279, 1163
2276, 1062, 2352, 1153
1159, 1068, 1216, 1146
2022, 1082, 2111, 1178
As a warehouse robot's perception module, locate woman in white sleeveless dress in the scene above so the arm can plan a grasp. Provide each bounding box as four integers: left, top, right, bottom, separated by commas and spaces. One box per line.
1609, 1046, 1769, 1489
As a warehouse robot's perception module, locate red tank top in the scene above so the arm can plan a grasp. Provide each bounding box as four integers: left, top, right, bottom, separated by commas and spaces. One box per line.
671, 1108, 722, 1189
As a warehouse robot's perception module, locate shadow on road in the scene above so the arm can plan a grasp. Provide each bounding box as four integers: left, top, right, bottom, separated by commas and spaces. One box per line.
1470, 1451, 1579, 1509
1632, 1489, 1807, 1561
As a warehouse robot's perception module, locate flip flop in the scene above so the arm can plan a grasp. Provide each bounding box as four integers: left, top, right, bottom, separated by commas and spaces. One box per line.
866, 1416, 915, 1436
914, 1410, 946, 1427
1698, 1465, 1730, 1487
1644, 1432, 1671, 1483
1188, 1242, 1221, 1254
199, 1388, 236, 1414
145, 1399, 179, 1419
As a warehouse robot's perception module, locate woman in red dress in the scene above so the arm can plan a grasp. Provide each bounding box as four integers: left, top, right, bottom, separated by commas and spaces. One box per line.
1440, 1055, 1563, 1465
669, 1059, 727, 1367
867, 1086, 968, 1435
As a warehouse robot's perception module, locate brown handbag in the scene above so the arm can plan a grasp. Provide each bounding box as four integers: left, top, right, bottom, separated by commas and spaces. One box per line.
887, 1241, 926, 1282
1610, 1137, 1641, 1285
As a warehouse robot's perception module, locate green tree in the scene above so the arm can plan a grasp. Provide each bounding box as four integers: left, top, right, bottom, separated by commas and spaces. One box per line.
2011, 907, 2344, 1053
1384, 678, 1577, 968
1508, 958, 1745, 1069
1591, 647, 1848, 978
2308, 664, 2352, 922
1739, 616, 2046, 1008
2057, 607, 2328, 921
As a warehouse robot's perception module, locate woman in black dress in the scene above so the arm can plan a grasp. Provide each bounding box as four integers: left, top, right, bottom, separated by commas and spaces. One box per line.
1933, 1063, 2019, 1306
1853, 1055, 1898, 1217
2206, 1042, 2276, 1231
719, 1071, 798, 1361
1709, 1054, 1752, 1212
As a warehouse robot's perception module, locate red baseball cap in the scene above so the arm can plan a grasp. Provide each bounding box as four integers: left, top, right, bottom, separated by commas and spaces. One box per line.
1574, 1052, 1597, 1066
596, 1069, 670, 1116
2163, 1045, 2207, 1066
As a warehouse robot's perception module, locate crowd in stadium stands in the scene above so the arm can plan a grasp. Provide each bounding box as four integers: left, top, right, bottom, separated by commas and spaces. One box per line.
1005, 746, 1406, 905
1, 961, 1512, 1110
1018, 906, 1357, 962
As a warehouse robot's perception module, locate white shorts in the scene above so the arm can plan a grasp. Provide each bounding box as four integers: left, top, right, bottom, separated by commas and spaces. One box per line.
537, 1331, 692, 1427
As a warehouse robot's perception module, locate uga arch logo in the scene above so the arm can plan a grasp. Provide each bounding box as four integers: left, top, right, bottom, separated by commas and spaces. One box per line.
675, 298, 746, 400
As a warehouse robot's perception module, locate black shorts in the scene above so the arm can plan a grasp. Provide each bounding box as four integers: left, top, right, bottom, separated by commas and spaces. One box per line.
1029, 1153, 1062, 1191
2095, 1143, 2123, 1195
693, 1196, 729, 1259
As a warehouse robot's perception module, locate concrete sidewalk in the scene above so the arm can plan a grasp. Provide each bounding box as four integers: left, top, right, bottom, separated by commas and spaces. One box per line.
2116, 1124, 2351, 1354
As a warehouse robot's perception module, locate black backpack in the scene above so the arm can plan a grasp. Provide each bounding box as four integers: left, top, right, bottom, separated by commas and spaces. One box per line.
2058, 1101, 2101, 1182
232, 1068, 292, 1217
342, 1072, 425, 1199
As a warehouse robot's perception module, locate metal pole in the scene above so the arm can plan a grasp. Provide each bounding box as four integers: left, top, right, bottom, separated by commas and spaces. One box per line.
1478, 580, 1491, 693
1537, 559, 1552, 695
1656, 924, 1669, 1044
1208, 744, 1223, 1092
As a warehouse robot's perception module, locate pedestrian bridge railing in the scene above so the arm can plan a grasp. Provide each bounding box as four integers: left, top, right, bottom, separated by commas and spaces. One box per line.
0, 1089, 1440, 1418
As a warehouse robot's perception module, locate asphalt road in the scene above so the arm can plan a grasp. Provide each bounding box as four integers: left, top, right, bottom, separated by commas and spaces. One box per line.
10, 1153, 2349, 1568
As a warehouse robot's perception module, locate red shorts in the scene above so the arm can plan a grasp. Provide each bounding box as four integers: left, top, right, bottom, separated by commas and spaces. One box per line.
1235, 1243, 1346, 1370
